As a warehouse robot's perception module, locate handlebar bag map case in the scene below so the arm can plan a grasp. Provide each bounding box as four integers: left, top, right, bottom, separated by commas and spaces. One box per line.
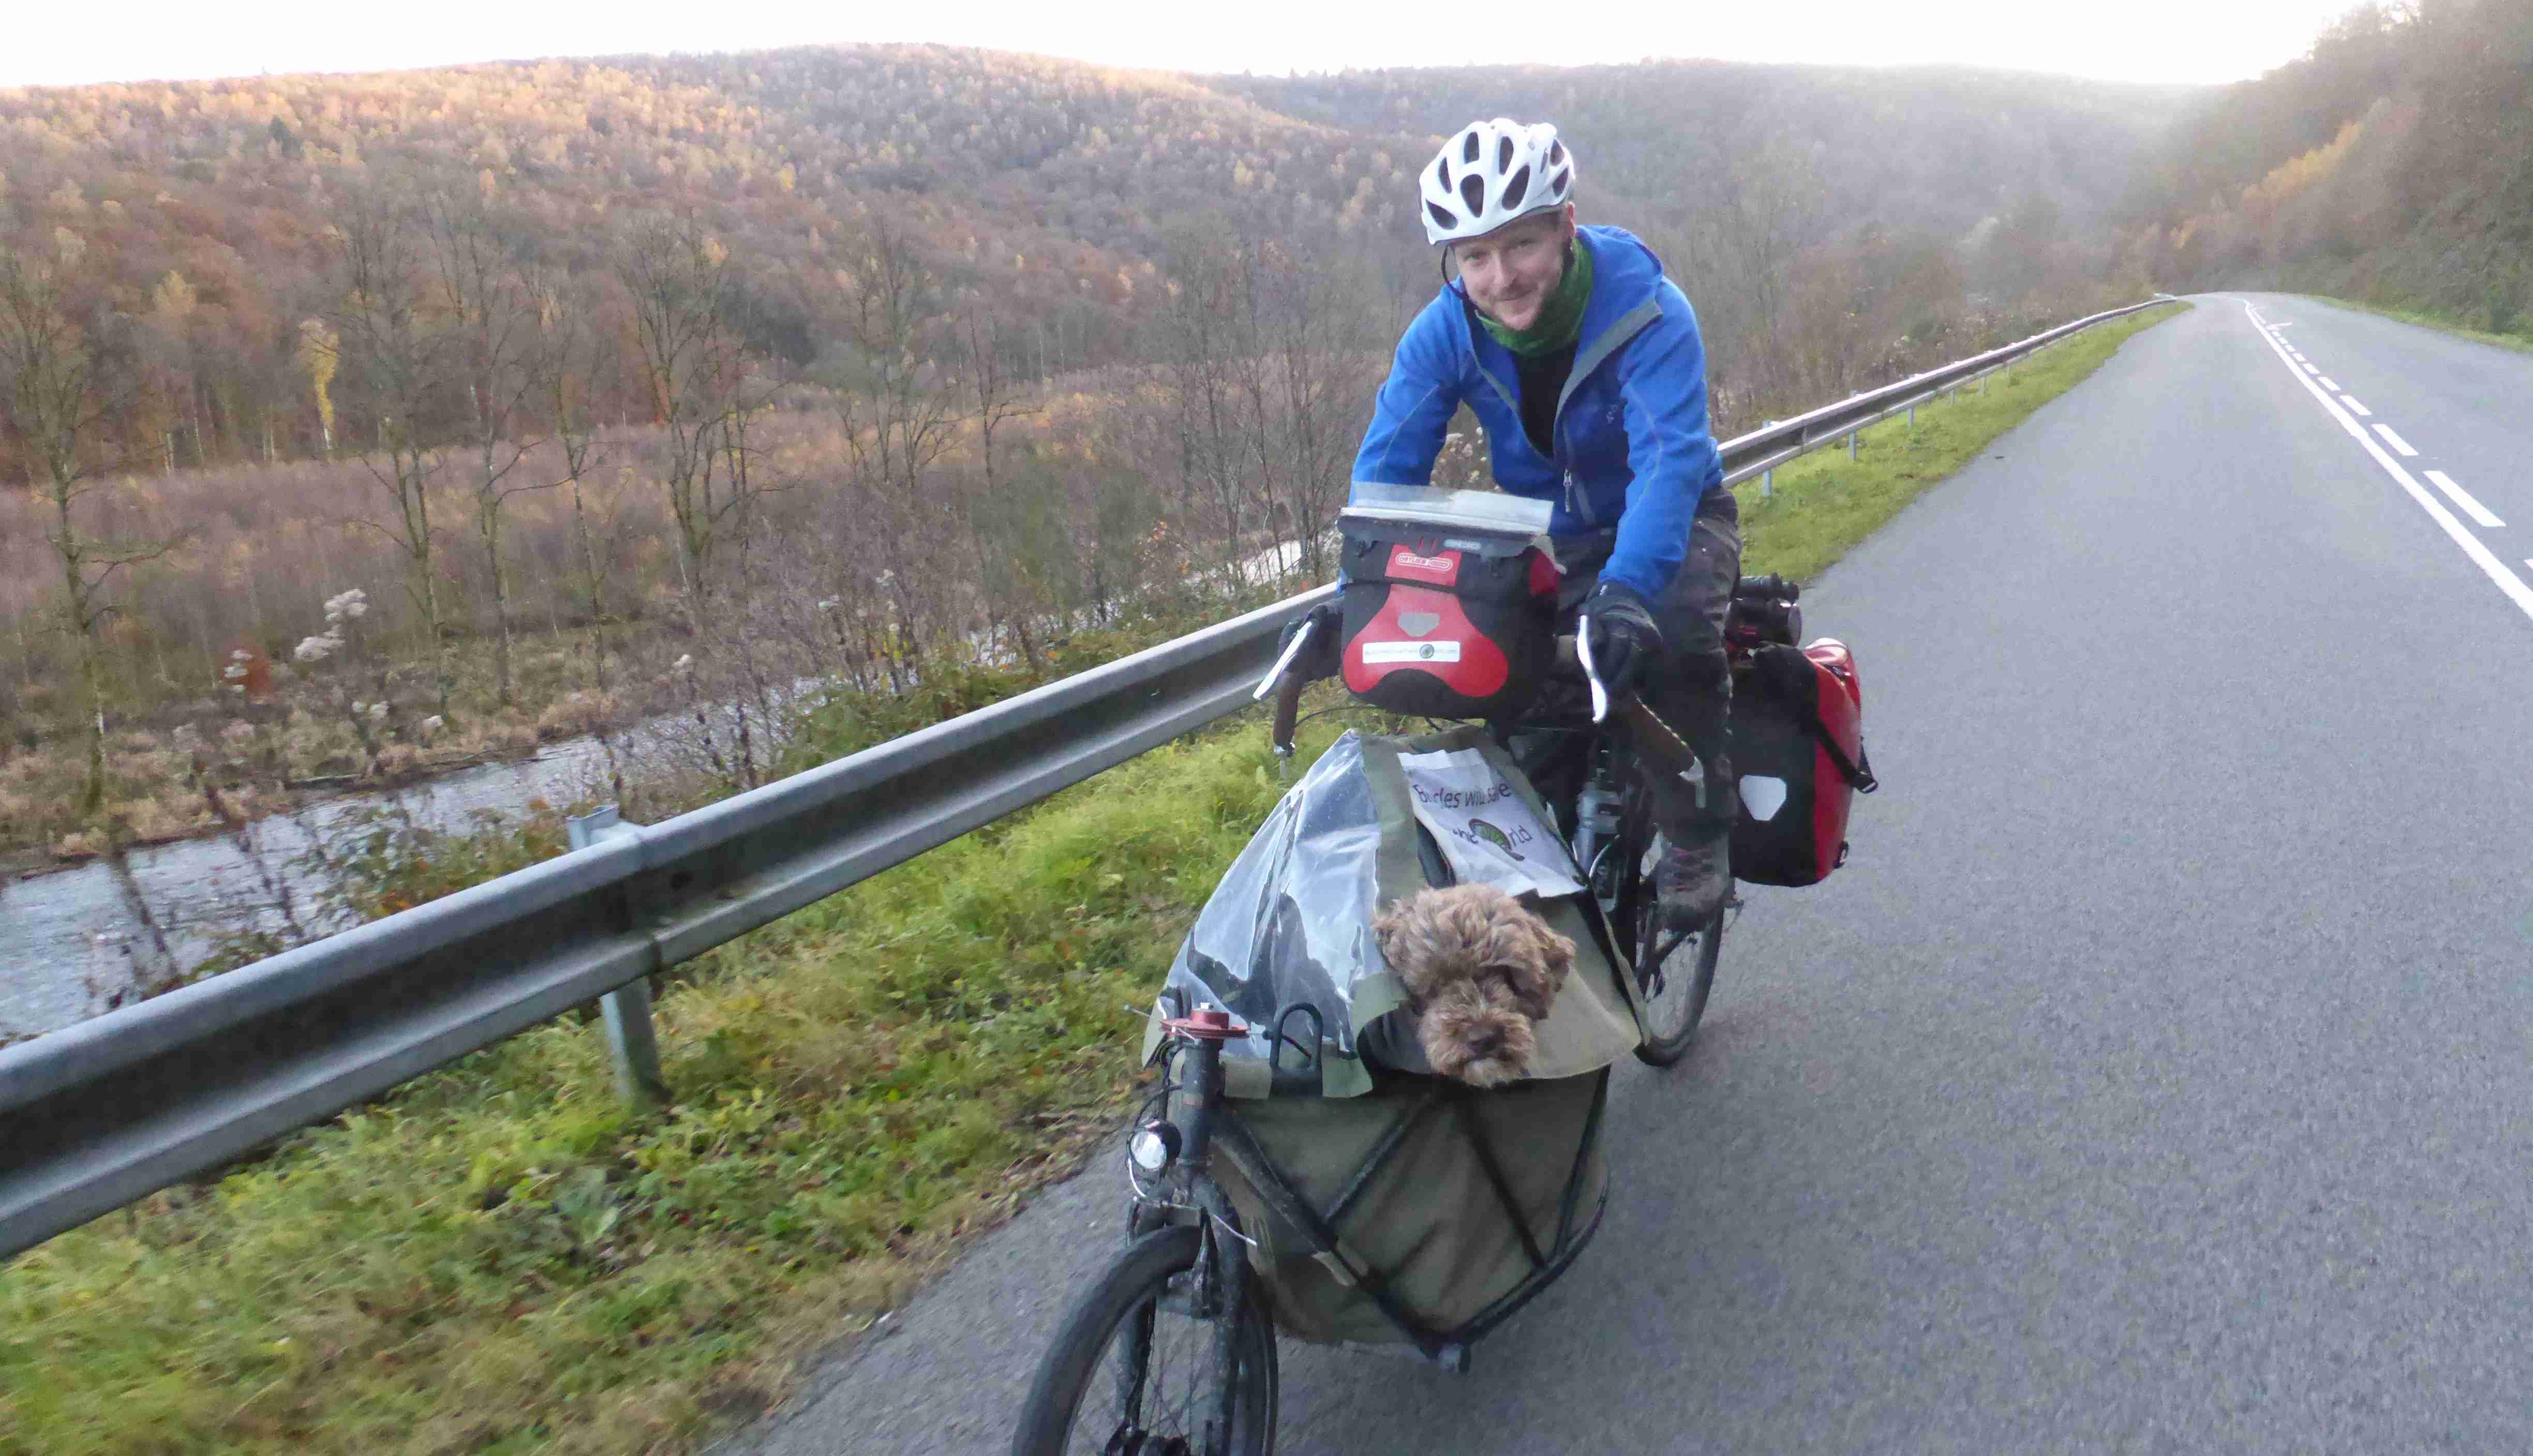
1147, 727, 1646, 1346
1336, 488, 1558, 721
1729, 638, 1878, 887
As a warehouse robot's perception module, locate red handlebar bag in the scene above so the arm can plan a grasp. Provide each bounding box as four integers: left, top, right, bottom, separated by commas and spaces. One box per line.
1728, 638, 1878, 887
1337, 519, 1558, 721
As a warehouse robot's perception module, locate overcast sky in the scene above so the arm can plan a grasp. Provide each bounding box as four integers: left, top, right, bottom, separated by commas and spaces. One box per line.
8, 0, 2361, 91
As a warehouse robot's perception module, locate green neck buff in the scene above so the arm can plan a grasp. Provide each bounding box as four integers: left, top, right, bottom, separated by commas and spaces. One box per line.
1473, 236, 1594, 356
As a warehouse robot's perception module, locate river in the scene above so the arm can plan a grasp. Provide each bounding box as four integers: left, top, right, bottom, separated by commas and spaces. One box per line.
0, 731, 627, 1040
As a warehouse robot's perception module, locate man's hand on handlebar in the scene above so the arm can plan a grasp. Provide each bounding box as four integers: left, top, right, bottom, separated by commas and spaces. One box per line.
1581, 582, 1662, 701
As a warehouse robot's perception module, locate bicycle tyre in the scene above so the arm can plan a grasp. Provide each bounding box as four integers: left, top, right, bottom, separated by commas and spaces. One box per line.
1010, 1225, 1278, 1456
1632, 893, 1725, 1067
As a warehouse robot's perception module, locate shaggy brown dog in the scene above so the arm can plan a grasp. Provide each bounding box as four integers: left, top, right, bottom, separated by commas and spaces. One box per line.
1371, 883, 1576, 1088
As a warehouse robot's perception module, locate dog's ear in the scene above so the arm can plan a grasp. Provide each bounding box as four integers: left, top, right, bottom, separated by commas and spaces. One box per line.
1509, 911, 1575, 1022
1370, 897, 1432, 1000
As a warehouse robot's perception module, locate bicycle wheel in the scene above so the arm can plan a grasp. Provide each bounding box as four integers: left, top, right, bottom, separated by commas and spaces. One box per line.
1625, 825, 1729, 1067
1011, 1225, 1278, 1456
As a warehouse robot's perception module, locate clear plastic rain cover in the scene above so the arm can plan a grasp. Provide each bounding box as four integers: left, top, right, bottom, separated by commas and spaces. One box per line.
1160, 733, 1389, 1066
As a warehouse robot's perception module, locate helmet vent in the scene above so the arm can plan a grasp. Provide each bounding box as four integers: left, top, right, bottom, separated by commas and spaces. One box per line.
1497, 136, 1514, 170
1427, 201, 1457, 230
1548, 141, 1565, 167
1462, 130, 1481, 163
1459, 174, 1485, 215
1500, 166, 1530, 211
1548, 166, 1570, 198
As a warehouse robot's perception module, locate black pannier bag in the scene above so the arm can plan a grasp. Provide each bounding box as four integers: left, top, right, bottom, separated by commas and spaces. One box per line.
1729, 638, 1878, 887
1337, 487, 1559, 721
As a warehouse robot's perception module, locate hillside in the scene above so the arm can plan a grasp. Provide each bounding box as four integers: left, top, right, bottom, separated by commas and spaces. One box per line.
0, 44, 2195, 477
2125, 0, 2533, 334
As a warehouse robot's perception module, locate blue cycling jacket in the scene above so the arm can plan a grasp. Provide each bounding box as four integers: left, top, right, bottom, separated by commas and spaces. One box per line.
1350, 224, 1724, 601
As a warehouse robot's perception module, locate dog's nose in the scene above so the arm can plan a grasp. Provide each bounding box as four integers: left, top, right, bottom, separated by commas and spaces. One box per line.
1469, 1026, 1506, 1058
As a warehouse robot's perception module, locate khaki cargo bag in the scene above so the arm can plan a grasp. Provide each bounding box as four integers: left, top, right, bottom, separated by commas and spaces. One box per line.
1149, 728, 1647, 1349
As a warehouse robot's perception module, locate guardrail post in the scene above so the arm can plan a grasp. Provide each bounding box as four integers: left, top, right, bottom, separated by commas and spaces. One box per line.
1847, 432, 1857, 461
1762, 469, 1772, 497
568, 807, 670, 1107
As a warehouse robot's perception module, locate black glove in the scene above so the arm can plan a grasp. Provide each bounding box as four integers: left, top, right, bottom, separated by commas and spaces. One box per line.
1277, 602, 1344, 684
1582, 583, 1662, 700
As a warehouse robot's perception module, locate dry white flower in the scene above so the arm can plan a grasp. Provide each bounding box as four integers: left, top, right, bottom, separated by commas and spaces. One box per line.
293, 635, 337, 663
673, 654, 693, 671
368, 702, 388, 721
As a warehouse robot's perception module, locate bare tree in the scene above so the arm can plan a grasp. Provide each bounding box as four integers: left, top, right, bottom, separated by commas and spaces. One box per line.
0, 236, 180, 815
819, 213, 965, 672
616, 212, 766, 634
325, 187, 460, 718
954, 302, 1047, 662
532, 268, 621, 694
425, 191, 555, 708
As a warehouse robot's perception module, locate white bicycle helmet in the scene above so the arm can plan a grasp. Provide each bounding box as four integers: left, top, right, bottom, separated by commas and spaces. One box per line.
1419, 118, 1575, 246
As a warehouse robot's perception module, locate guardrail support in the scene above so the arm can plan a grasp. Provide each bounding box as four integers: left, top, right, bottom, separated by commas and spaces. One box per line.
1847, 432, 1857, 461
569, 807, 669, 1107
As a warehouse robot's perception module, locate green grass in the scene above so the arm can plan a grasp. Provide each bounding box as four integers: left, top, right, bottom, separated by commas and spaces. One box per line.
0, 306, 2191, 1456
1732, 302, 2190, 582
2293, 294, 2533, 357
2, 708, 1358, 1455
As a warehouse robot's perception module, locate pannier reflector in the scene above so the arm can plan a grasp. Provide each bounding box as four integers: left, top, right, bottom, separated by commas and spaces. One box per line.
1361, 640, 1464, 664
1740, 775, 1789, 822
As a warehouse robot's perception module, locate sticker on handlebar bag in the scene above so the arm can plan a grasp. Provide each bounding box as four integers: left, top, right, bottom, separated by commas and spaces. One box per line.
1359, 640, 1464, 664
1385, 545, 1462, 584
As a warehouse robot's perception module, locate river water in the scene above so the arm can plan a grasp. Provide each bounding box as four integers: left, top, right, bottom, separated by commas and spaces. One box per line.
0, 733, 625, 1041
2, 542, 1325, 1042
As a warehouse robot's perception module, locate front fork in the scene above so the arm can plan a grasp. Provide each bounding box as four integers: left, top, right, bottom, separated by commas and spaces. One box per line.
1127, 1032, 1253, 1452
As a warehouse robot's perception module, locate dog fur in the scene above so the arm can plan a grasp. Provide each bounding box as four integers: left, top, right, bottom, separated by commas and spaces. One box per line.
1371, 883, 1576, 1088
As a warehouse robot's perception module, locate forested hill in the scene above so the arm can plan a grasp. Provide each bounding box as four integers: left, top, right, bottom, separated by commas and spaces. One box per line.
1219, 61, 2195, 242
2125, 0, 2533, 334
0, 43, 2196, 482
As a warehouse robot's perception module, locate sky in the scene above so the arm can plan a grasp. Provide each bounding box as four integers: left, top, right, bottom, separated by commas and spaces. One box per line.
6, 0, 2362, 91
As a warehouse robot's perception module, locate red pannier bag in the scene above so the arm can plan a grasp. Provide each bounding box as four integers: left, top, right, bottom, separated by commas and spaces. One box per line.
1729, 638, 1878, 887
1336, 515, 1559, 721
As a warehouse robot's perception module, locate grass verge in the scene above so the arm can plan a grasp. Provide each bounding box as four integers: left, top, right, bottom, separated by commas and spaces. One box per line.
1733, 302, 2191, 581
2, 706, 1357, 1455
1, 305, 2189, 1455
2294, 294, 2533, 357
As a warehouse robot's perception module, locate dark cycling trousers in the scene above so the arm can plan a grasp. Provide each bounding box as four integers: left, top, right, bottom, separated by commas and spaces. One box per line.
1549, 491, 1743, 834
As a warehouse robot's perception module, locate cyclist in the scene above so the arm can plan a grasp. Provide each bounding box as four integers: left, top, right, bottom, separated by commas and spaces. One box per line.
1290, 117, 1742, 927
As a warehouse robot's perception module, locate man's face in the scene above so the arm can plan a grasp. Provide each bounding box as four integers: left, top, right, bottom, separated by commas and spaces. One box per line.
1452, 207, 1574, 332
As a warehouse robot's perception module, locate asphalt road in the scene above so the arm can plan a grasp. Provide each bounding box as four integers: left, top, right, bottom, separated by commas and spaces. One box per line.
713, 293, 2533, 1454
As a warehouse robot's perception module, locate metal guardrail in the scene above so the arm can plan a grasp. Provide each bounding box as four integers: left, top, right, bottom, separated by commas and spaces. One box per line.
0, 295, 2178, 1260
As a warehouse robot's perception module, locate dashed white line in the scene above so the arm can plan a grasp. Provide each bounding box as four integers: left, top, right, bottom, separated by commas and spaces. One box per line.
2426, 470, 2504, 528
2341, 395, 2372, 416
2373, 423, 2419, 457
2318, 377, 2341, 391
2303, 363, 2322, 374
2241, 299, 2533, 623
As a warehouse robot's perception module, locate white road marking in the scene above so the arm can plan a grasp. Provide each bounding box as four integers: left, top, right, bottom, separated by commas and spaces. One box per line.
2341, 395, 2372, 416
2303, 363, 2322, 374
2373, 423, 2420, 456
2318, 377, 2341, 391
2241, 299, 2533, 623
2426, 470, 2504, 528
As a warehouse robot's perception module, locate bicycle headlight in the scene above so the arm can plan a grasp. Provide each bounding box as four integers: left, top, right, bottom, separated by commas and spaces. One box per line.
1130, 1120, 1182, 1174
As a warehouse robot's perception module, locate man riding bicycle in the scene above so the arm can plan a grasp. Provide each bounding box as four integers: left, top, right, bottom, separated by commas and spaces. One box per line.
1289, 117, 1743, 927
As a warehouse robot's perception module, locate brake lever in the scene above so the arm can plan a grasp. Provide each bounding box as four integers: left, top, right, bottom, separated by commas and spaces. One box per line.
1577, 612, 1610, 725
1253, 616, 1315, 702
